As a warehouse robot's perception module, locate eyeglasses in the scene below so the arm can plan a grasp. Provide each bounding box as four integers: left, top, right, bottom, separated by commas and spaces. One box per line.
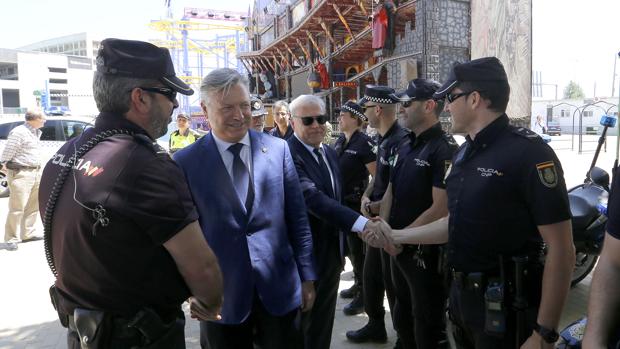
401, 100, 413, 108
362, 105, 379, 112
298, 115, 328, 126
446, 91, 472, 103
138, 86, 177, 102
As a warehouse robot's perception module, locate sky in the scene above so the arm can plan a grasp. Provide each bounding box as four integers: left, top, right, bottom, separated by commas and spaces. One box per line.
0, 0, 618, 99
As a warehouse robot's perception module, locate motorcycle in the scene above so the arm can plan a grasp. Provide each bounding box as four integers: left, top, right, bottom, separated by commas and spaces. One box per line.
566, 114, 616, 287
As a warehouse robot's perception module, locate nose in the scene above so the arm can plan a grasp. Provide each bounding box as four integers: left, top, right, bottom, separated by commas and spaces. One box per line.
443, 100, 450, 112
172, 98, 179, 109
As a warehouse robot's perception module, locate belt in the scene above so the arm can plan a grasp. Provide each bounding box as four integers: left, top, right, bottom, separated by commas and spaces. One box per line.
450, 269, 488, 291
67, 314, 142, 339
8, 165, 40, 171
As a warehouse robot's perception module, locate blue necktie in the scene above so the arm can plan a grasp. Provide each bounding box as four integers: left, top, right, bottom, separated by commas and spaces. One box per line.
228, 143, 254, 211
314, 147, 334, 198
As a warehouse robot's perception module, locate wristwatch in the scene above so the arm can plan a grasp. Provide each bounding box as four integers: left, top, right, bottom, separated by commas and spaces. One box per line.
533, 323, 559, 344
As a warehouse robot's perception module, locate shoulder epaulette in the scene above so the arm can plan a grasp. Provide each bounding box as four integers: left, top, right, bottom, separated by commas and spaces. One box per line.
442, 133, 458, 147
511, 127, 542, 141
133, 134, 169, 155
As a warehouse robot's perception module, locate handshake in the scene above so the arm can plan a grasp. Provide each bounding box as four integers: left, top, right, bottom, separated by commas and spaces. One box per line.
360, 219, 403, 256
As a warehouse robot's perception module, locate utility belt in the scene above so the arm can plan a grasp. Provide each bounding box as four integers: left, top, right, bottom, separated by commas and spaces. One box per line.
5, 161, 40, 171
50, 286, 184, 349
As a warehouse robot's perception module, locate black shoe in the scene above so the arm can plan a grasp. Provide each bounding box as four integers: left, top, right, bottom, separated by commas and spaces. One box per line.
393, 338, 403, 349
343, 294, 364, 316
21, 236, 44, 243
346, 321, 387, 343
340, 284, 359, 299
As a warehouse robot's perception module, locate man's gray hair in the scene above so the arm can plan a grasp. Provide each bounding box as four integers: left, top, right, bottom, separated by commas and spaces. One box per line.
272, 100, 290, 113
289, 95, 326, 117
200, 68, 249, 104
92, 71, 158, 114
24, 109, 43, 121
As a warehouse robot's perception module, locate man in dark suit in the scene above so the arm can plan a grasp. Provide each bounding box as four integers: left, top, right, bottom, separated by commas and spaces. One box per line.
287, 94, 387, 349
174, 68, 316, 349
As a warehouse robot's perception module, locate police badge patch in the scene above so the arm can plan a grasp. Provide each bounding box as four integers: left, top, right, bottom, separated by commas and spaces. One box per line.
536, 161, 558, 188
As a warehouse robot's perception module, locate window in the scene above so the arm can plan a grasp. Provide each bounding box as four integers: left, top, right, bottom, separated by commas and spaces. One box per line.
0, 63, 18, 80
62, 120, 91, 140
583, 111, 593, 117
40, 120, 62, 141
560, 109, 571, 117
48, 67, 67, 73
49, 78, 68, 84
0, 122, 23, 140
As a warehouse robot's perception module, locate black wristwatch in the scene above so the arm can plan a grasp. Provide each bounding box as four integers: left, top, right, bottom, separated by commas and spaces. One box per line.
533, 323, 559, 344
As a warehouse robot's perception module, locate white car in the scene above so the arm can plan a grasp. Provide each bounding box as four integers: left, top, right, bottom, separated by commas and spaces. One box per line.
0, 115, 96, 197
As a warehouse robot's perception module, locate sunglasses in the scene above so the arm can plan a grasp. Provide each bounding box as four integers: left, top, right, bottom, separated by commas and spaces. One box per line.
298, 115, 328, 126
446, 91, 472, 103
138, 86, 177, 102
362, 105, 379, 112
401, 100, 413, 108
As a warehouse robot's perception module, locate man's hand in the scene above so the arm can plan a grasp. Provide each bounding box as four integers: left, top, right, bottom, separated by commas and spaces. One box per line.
189, 297, 222, 321
361, 218, 392, 248
383, 243, 403, 256
360, 196, 371, 217
520, 332, 553, 349
301, 281, 316, 312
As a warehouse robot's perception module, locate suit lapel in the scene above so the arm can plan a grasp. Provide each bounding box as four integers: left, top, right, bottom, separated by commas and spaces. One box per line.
323, 145, 340, 200
248, 130, 265, 218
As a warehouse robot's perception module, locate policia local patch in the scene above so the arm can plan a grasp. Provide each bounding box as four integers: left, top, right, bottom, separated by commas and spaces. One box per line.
536, 161, 558, 188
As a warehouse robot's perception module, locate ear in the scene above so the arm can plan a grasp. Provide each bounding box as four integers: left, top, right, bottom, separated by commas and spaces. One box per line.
425, 99, 436, 112
469, 91, 483, 110
130, 88, 151, 114
200, 101, 209, 120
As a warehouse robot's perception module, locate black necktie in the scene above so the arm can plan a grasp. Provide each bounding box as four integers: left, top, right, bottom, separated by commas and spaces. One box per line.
314, 147, 334, 198
228, 143, 254, 211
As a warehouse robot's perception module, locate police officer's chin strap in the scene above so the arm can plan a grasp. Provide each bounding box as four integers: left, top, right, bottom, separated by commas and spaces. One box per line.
43, 129, 134, 277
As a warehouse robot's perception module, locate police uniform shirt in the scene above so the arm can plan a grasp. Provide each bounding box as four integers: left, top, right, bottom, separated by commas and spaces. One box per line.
606, 167, 620, 239
334, 130, 376, 204
389, 123, 457, 230
39, 112, 198, 319
269, 124, 294, 140
370, 122, 409, 201
445, 114, 571, 272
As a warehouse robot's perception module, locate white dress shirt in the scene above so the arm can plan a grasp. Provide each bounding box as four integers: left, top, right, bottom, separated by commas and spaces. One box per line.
211, 131, 253, 181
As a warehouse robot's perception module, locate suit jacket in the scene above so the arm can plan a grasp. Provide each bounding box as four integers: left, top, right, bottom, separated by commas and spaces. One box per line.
287, 136, 360, 276
174, 130, 316, 324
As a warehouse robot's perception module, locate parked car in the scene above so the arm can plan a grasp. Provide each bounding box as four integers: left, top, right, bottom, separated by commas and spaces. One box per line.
547, 121, 561, 136
0, 115, 95, 197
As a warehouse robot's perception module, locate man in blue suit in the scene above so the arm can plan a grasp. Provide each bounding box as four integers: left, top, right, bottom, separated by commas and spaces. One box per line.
174, 68, 316, 349
287, 95, 387, 349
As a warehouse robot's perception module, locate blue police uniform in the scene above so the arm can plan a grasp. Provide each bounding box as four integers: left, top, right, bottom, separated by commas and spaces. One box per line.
389, 123, 457, 348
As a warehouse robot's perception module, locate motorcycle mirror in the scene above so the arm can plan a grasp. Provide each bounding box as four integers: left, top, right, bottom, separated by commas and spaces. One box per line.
589, 167, 610, 189
600, 115, 617, 128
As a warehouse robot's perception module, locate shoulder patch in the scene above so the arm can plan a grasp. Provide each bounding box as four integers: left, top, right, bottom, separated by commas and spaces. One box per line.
536, 161, 558, 188
442, 134, 458, 146
134, 134, 169, 156
512, 127, 542, 141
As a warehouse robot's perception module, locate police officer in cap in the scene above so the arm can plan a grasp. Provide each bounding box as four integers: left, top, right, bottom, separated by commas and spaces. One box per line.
346, 86, 409, 346
250, 96, 268, 133
333, 101, 377, 316
39, 38, 223, 348
169, 113, 202, 154
371, 57, 575, 349
372, 78, 457, 348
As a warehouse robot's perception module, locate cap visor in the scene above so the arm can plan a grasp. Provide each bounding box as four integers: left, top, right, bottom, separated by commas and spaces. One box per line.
391, 91, 412, 102
433, 79, 457, 99
358, 97, 369, 106
162, 76, 194, 96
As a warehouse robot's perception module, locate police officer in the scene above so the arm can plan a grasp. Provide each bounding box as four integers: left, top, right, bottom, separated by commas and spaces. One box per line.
374, 57, 575, 349
169, 113, 201, 154
346, 86, 409, 345
250, 96, 268, 133
333, 101, 377, 316
583, 166, 620, 348
39, 39, 223, 349
376, 79, 457, 348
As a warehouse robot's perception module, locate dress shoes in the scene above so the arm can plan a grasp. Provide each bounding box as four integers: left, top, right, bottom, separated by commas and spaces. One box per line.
339, 284, 359, 299
343, 293, 364, 316
346, 321, 387, 343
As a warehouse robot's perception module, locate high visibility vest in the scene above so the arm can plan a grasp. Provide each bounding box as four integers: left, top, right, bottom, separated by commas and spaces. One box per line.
169, 130, 200, 152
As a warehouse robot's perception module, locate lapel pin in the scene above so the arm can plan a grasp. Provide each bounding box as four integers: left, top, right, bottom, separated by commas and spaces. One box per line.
261, 147, 267, 153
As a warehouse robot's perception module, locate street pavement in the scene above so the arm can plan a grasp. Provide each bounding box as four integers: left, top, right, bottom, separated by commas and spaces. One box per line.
0, 134, 614, 348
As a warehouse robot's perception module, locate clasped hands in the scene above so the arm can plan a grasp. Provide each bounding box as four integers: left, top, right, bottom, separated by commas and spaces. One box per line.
360, 218, 402, 256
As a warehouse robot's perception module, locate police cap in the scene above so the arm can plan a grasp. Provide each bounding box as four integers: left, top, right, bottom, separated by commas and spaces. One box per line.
336, 101, 367, 121
251, 96, 267, 117
359, 85, 401, 106
433, 56, 508, 99
177, 113, 190, 120
96, 38, 194, 96
394, 78, 442, 102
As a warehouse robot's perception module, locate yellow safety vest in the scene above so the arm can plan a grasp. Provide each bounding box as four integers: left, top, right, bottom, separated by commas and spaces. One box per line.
169, 130, 199, 152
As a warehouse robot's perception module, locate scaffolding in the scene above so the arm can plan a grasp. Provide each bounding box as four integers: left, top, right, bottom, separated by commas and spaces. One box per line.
149, 7, 249, 114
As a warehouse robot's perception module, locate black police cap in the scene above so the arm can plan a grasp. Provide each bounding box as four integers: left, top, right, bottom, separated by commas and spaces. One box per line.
250, 96, 267, 116
96, 38, 194, 96
394, 78, 441, 102
336, 101, 367, 121
359, 85, 400, 106
433, 56, 508, 99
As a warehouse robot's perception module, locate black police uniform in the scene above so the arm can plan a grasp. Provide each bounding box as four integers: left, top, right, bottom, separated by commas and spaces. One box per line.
269, 124, 294, 140
603, 168, 620, 346
445, 114, 571, 348
40, 113, 197, 348
365, 120, 409, 323
334, 130, 376, 297
388, 123, 457, 349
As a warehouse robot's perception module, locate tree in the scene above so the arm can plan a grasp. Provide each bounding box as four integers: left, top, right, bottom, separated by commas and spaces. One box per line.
563, 80, 585, 100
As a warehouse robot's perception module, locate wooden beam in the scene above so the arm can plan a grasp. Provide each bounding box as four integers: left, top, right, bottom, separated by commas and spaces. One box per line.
332, 4, 354, 38
272, 56, 284, 74
356, 0, 368, 17
319, 20, 335, 45
295, 38, 311, 61
283, 42, 301, 66
261, 57, 276, 73
240, 58, 252, 74
275, 47, 293, 71
306, 31, 324, 58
